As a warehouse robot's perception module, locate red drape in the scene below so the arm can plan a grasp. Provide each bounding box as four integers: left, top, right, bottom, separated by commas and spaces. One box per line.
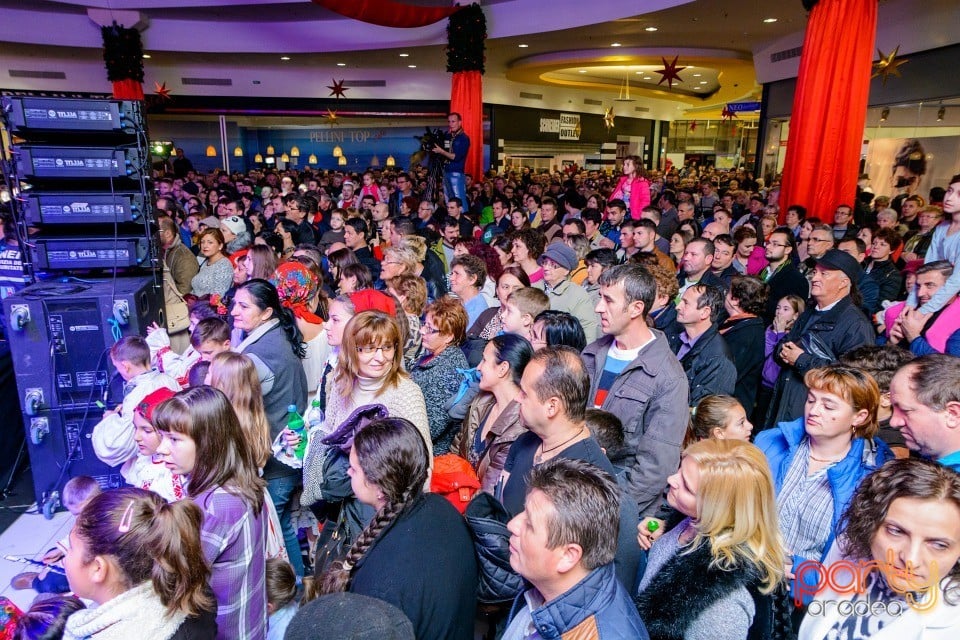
112, 78, 144, 100
778, 0, 877, 222
311, 0, 458, 28
451, 70, 483, 181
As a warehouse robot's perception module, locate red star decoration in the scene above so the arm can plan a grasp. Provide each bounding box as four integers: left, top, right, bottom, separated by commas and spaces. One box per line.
327, 78, 349, 99
655, 56, 686, 89
153, 81, 172, 101
721, 106, 738, 121
689, 121, 697, 131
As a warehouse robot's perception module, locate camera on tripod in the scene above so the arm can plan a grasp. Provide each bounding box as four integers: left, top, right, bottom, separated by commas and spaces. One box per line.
415, 127, 449, 157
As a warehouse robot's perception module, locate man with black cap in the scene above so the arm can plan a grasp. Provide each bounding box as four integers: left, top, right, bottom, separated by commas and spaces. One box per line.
540, 243, 598, 340
765, 249, 875, 427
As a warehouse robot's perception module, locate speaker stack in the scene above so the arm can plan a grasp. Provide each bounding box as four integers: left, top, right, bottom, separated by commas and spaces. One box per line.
1, 96, 164, 516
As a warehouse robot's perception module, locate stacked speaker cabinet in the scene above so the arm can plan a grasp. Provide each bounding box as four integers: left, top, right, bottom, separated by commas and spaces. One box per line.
1, 96, 163, 515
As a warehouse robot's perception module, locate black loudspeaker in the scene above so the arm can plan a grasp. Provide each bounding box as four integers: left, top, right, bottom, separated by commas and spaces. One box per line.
24, 406, 125, 517
3, 277, 163, 412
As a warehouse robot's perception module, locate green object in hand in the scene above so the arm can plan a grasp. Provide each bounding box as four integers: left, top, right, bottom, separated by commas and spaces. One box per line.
646, 520, 660, 533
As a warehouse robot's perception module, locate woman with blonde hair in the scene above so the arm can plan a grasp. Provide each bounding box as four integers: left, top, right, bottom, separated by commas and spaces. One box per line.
379, 245, 420, 289
635, 439, 785, 640
395, 235, 443, 303
208, 352, 272, 469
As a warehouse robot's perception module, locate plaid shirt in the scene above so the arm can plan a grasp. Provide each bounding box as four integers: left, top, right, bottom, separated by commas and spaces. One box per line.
777, 439, 836, 562
195, 486, 268, 640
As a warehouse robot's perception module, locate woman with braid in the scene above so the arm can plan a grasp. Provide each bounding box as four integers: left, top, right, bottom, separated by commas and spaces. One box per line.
308, 417, 477, 640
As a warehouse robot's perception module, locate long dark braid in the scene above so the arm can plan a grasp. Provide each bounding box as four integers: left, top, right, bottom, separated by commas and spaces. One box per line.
313, 492, 412, 596
306, 417, 429, 600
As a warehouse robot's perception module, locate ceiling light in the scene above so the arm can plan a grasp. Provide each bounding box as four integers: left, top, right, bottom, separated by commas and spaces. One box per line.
643, 76, 652, 80
693, 73, 702, 77
699, 81, 708, 84
336, 62, 346, 67
763, 18, 778, 23
579, 69, 587, 73
280, 56, 290, 61
645, 27, 658, 32
142, 54, 151, 59
610, 42, 622, 47
408, 65, 417, 68
399, 53, 409, 57
518, 44, 529, 48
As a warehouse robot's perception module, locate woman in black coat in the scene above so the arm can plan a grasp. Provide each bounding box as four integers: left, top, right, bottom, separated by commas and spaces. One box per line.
719, 276, 769, 418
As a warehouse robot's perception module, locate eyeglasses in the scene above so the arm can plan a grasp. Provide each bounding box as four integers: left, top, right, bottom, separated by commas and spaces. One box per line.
356, 345, 396, 355
765, 241, 790, 248
420, 325, 441, 335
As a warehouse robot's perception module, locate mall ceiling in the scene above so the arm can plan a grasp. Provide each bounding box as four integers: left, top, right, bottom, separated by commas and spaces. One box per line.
0, 0, 957, 120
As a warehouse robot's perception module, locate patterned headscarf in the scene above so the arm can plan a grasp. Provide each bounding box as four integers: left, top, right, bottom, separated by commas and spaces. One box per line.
271, 261, 323, 325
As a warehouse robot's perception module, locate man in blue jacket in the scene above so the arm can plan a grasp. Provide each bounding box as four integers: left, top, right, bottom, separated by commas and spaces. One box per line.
433, 112, 470, 205
502, 458, 649, 640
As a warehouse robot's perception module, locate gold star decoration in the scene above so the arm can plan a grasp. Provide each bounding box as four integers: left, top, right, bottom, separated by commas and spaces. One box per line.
603, 107, 615, 130
655, 55, 686, 89
327, 78, 349, 99
325, 109, 340, 125
153, 81, 172, 101
872, 46, 908, 85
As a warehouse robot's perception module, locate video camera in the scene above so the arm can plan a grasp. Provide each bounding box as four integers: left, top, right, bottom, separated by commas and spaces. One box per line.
415, 126, 448, 155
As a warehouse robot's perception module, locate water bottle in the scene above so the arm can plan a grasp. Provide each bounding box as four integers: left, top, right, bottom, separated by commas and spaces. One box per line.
286, 404, 307, 460
305, 399, 324, 433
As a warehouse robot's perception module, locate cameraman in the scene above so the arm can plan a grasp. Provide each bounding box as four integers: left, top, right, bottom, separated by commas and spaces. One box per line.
432, 112, 470, 206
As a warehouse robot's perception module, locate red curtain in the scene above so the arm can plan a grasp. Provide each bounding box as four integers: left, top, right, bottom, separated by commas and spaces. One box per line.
778, 0, 877, 221
311, 0, 458, 28
112, 78, 144, 101
451, 70, 483, 181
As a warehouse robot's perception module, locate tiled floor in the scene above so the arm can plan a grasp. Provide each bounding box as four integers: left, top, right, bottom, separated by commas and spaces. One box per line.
0, 508, 72, 610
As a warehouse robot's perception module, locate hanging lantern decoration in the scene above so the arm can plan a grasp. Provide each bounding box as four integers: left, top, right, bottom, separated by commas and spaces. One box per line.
338, 156, 347, 166
332, 145, 343, 158
233, 146, 243, 157
281, 152, 290, 162
386, 155, 396, 167
308, 153, 318, 164
205, 145, 217, 157
370, 155, 380, 167
254, 153, 264, 163
290, 146, 301, 157
266, 145, 275, 155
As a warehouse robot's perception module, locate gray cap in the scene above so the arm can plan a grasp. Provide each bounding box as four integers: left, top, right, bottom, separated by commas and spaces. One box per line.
538, 242, 578, 271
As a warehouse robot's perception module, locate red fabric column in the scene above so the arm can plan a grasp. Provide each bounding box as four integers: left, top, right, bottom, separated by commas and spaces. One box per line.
311, 0, 457, 27
778, 0, 877, 222
112, 78, 144, 100
451, 70, 483, 182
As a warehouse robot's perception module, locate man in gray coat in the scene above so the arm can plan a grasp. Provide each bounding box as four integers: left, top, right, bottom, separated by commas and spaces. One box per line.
582, 264, 689, 518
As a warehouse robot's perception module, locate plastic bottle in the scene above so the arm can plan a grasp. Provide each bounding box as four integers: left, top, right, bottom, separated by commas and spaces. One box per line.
305, 399, 324, 432
286, 404, 307, 460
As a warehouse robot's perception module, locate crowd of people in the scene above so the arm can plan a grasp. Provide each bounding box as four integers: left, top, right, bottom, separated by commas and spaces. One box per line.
4, 142, 960, 640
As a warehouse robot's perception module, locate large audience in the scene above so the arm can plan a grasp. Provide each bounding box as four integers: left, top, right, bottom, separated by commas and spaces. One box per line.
4, 149, 960, 640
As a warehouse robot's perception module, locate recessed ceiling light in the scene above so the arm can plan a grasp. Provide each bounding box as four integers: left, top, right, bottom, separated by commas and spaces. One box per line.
578, 69, 587, 73
408, 65, 417, 68
643, 76, 652, 80
399, 53, 409, 57
763, 17, 778, 23
610, 42, 622, 47
280, 56, 290, 61
336, 62, 346, 67
518, 44, 529, 48
693, 73, 702, 77
645, 26, 658, 32
636, 71, 643, 75
699, 81, 708, 84
142, 54, 151, 59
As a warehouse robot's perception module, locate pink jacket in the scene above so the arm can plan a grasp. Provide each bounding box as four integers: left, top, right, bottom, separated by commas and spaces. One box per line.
885, 298, 960, 353
610, 175, 651, 219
